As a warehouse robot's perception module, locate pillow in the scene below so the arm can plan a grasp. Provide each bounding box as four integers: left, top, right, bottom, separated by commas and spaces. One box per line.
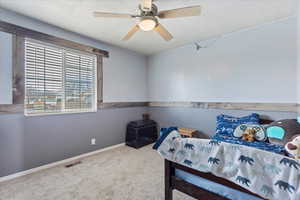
233, 124, 267, 141
215, 113, 260, 137
266, 119, 300, 146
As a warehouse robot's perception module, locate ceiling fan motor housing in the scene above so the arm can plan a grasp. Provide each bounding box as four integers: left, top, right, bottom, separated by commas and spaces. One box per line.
139, 4, 158, 17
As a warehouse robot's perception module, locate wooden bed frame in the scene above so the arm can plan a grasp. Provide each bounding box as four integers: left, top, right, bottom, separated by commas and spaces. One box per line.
165, 159, 266, 200
165, 119, 273, 200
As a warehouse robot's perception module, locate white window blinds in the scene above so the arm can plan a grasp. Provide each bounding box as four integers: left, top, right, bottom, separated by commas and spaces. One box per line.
25, 39, 97, 116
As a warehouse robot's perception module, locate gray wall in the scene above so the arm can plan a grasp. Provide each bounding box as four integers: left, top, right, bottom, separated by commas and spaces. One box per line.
0, 8, 148, 177
0, 8, 298, 178
0, 107, 147, 177
149, 107, 297, 138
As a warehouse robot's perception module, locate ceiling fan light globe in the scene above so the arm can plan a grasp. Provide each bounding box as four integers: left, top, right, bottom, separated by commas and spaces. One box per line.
139, 19, 156, 31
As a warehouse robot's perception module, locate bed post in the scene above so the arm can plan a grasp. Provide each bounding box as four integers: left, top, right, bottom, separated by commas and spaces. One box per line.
165, 159, 174, 200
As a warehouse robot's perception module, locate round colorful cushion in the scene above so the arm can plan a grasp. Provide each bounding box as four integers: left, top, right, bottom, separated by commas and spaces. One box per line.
234, 124, 267, 141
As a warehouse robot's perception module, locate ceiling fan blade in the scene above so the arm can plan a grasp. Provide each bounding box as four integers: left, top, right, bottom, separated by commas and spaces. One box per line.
122, 25, 140, 41
158, 6, 201, 19
142, 0, 152, 11
154, 23, 173, 41
94, 12, 134, 18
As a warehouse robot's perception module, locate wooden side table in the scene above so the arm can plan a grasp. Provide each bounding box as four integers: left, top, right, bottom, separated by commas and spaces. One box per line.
178, 128, 197, 138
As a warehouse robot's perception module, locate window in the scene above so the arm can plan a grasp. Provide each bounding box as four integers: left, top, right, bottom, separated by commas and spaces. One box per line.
25, 39, 97, 116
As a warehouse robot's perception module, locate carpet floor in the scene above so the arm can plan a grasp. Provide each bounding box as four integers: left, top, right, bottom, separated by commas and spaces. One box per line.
0, 145, 196, 200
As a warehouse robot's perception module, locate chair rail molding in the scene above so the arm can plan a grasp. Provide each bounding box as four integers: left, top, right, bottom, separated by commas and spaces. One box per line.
148, 102, 298, 112
0, 102, 297, 114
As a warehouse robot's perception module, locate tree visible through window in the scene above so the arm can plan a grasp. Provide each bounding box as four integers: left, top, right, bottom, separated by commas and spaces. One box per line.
25, 39, 97, 116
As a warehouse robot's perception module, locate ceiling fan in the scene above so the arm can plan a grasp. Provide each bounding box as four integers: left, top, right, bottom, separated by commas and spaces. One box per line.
93, 0, 201, 41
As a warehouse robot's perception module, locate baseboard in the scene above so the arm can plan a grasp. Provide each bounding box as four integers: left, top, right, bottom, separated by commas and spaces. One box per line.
0, 143, 125, 183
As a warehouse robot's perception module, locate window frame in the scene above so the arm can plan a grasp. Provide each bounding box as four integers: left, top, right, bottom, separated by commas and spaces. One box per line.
24, 38, 99, 116
13, 35, 104, 117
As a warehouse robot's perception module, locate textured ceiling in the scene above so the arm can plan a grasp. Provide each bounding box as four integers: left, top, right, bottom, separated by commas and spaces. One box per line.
0, 0, 296, 55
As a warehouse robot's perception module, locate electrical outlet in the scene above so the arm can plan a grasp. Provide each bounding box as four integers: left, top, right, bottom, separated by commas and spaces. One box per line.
91, 138, 96, 145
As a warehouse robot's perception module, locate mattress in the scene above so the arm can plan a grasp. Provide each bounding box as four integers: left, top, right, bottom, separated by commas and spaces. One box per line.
175, 169, 263, 200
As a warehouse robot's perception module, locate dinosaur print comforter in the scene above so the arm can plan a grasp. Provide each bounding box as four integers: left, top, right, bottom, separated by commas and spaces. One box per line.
154, 130, 300, 200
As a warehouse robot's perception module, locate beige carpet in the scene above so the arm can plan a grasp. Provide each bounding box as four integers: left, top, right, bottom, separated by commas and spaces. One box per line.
0, 145, 196, 200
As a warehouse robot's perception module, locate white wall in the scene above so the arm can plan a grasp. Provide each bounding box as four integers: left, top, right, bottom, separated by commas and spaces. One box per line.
0, 31, 12, 104
0, 8, 148, 104
103, 48, 147, 102
148, 18, 297, 103
298, 3, 300, 104
0, 8, 297, 105
297, 4, 300, 117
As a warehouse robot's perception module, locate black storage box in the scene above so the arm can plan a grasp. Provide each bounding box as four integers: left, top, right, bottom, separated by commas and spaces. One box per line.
126, 120, 158, 148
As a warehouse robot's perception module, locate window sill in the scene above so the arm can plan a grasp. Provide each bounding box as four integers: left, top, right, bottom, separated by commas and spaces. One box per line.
24, 110, 98, 117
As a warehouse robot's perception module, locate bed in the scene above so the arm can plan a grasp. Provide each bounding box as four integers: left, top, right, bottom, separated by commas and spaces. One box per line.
154, 118, 300, 200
